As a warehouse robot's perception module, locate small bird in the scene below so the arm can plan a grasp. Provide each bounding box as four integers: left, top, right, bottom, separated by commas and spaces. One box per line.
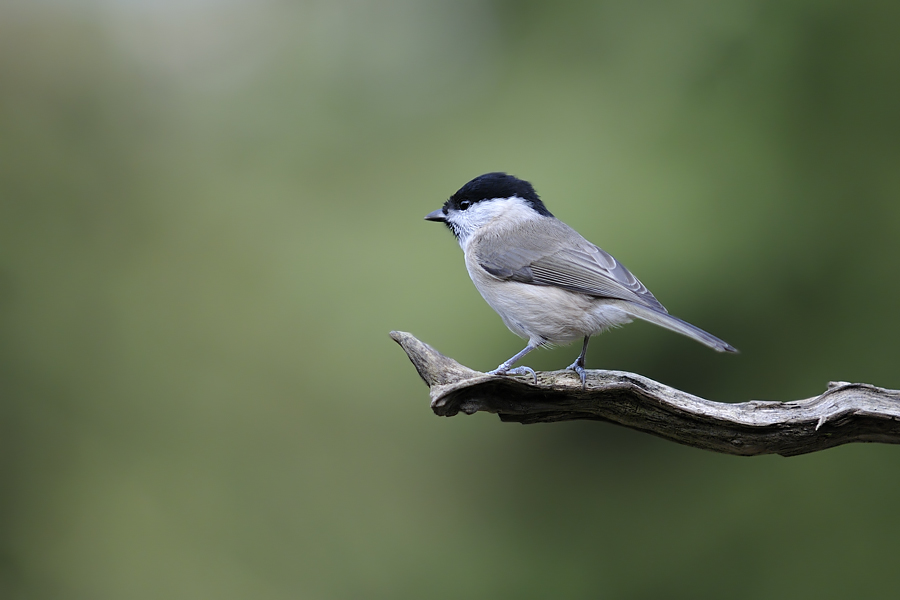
425, 172, 736, 386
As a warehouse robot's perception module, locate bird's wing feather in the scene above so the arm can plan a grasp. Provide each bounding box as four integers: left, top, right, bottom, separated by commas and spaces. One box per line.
476, 219, 667, 313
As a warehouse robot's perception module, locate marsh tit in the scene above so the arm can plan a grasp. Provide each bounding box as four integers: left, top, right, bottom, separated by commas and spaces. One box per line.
425, 172, 736, 386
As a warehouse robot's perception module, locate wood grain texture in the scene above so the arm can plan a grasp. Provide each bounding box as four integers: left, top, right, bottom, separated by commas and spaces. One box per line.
390, 331, 900, 457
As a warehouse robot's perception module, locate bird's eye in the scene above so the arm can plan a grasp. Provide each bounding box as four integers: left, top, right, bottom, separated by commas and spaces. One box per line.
459, 200, 472, 210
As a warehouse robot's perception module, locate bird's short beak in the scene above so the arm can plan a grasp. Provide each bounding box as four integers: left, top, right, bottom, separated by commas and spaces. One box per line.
424, 208, 446, 222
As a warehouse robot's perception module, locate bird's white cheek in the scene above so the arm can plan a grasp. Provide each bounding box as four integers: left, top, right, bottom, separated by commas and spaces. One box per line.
449, 198, 524, 248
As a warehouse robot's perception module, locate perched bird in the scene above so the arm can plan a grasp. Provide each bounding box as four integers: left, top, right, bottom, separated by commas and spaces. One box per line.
425, 172, 736, 386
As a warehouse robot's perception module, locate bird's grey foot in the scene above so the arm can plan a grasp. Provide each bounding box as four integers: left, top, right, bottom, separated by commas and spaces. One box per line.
488, 365, 537, 385
566, 359, 587, 389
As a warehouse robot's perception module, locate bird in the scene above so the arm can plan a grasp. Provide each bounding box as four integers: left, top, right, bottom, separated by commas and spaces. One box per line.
424, 172, 736, 387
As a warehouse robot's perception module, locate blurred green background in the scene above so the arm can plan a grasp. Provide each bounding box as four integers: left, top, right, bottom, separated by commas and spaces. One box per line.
1, 0, 899, 598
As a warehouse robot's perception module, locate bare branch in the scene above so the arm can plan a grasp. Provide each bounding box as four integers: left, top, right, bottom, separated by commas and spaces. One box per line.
390, 331, 900, 457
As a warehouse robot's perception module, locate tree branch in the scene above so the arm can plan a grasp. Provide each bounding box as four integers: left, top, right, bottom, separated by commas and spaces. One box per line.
390, 331, 900, 457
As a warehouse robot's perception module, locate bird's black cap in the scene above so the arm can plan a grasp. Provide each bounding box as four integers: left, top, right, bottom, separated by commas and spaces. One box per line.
445, 173, 553, 217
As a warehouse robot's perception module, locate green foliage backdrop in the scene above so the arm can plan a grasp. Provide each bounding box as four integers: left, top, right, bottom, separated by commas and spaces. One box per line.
1, 1, 899, 598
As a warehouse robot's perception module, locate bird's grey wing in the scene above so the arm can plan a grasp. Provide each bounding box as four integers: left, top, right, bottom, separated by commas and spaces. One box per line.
529, 246, 667, 312
477, 221, 667, 313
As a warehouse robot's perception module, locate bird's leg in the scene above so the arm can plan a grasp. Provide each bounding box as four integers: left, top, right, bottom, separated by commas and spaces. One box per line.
566, 336, 590, 389
488, 343, 538, 384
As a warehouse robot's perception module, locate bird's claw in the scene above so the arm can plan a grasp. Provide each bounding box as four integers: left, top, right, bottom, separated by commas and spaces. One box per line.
566, 360, 587, 389
488, 365, 537, 385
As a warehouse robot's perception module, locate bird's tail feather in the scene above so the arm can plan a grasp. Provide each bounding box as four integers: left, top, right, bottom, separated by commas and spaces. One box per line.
621, 303, 738, 353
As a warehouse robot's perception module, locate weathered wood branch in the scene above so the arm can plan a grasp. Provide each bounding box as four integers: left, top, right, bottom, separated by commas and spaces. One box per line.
390, 331, 900, 457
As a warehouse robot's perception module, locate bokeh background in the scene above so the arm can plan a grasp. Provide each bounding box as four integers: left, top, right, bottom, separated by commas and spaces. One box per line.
2, 0, 899, 598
